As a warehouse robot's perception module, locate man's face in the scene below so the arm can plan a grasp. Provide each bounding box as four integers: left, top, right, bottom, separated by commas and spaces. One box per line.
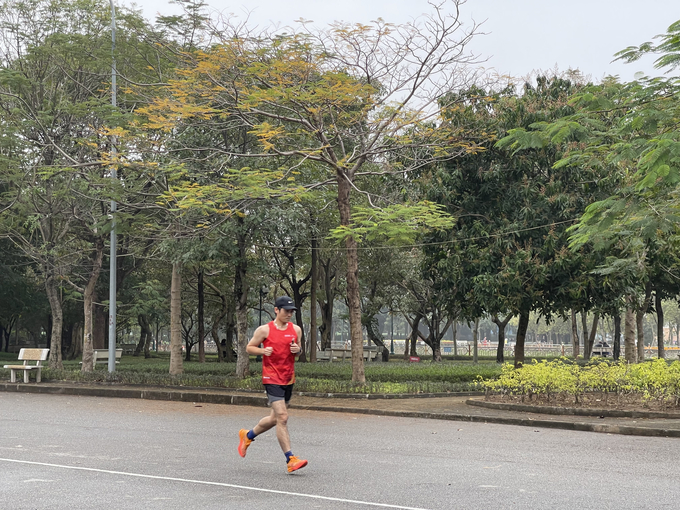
275, 307, 294, 323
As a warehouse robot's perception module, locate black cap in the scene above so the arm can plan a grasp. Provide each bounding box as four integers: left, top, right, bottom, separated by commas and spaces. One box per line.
275, 296, 297, 310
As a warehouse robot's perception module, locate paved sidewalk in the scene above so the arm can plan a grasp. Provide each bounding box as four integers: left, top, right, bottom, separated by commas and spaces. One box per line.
3, 381, 680, 438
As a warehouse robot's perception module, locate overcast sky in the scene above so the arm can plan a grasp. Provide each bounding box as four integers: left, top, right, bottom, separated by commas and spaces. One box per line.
134, 0, 680, 82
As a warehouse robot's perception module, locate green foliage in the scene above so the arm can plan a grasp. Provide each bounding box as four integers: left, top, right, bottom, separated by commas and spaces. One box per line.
328, 201, 455, 245
615, 20, 680, 72
484, 358, 680, 404
424, 78, 612, 334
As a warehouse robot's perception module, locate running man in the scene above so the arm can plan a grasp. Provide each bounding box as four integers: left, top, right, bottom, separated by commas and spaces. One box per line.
238, 296, 308, 473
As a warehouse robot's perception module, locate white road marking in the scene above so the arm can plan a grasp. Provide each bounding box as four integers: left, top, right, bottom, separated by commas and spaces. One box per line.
0, 458, 430, 510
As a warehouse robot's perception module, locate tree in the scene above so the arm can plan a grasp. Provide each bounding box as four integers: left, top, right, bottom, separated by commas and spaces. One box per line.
139, 2, 481, 382
397, 250, 455, 362
510, 21, 680, 362
0, 0, 180, 367
426, 78, 608, 367
0, 241, 45, 351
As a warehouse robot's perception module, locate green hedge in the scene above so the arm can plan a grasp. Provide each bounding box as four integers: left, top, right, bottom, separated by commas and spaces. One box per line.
0, 355, 502, 394
484, 358, 680, 404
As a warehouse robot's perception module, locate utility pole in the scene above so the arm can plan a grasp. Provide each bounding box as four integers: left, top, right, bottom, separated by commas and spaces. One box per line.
108, 0, 117, 373
390, 312, 394, 355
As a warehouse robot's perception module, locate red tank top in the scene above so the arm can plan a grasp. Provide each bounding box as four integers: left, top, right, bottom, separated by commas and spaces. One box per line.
261, 321, 298, 385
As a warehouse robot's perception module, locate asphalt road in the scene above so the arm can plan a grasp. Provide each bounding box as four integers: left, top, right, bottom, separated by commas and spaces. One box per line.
1, 392, 679, 510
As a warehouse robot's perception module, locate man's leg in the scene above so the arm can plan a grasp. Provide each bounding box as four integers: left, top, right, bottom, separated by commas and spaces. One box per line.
269, 400, 291, 453
239, 402, 289, 452
270, 399, 307, 472
253, 408, 278, 436
239, 408, 277, 458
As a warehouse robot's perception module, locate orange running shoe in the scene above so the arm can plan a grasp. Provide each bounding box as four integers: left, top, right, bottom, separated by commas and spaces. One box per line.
238, 429, 252, 458
286, 456, 308, 473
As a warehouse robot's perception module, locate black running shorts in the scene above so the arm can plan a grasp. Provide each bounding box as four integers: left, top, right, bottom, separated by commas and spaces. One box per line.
264, 384, 294, 404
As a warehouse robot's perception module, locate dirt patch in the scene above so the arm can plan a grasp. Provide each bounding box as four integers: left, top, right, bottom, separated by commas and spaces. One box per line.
485, 392, 680, 413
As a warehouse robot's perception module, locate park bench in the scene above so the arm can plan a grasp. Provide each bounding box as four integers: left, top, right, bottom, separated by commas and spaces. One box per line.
315, 348, 380, 362
3, 348, 50, 383
93, 349, 122, 367
120, 343, 136, 355
80, 349, 122, 367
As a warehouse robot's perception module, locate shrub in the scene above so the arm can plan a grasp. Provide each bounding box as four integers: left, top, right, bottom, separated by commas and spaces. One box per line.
483, 358, 680, 406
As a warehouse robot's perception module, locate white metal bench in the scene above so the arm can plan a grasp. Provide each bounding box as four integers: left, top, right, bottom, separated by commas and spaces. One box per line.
3, 348, 50, 383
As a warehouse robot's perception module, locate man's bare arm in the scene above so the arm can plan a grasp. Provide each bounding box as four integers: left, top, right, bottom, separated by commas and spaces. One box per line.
290, 325, 303, 355
246, 325, 270, 355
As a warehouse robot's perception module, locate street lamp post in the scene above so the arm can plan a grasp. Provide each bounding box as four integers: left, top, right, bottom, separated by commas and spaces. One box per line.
390, 312, 394, 355
108, 0, 117, 373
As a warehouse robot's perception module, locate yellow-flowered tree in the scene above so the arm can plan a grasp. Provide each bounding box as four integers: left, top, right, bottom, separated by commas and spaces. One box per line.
139, 1, 483, 382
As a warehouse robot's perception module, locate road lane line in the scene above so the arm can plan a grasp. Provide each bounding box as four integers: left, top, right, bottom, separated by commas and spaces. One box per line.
0, 458, 430, 510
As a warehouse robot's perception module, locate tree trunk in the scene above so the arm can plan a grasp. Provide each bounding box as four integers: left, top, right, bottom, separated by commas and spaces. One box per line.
453, 322, 458, 356
319, 298, 334, 351
403, 323, 411, 359
235, 222, 250, 379
143, 317, 152, 358
169, 262, 183, 375
135, 315, 146, 356
493, 314, 511, 364
422, 312, 452, 363
514, 310, 530, 368
135, 314, 152, 358
235, 306, 249, 377
656, 292, 665, 359
45, 274, 63, 369
197, 269, 205, 363
472, 318, 479, 364
224, 300, 237, 362
317, 257, 336, 351
69, 323, 83, 360
80, 239, 104, 372
613, 313, 621, 361
581, 312, 589, 357
636, 310, 646, 362
624, 305, 637, 363
93, 291, 106, 349
585, 313, 600, 360
337, 172, 365, 383
205, 279, 228, 363
309, 237, 318, 362
294, 303, 307, 363
637, 282, 652, 362
364, 314, 388, 361
405, 313, 422, 359
410, 325, 418, 357
571, 310, 579, 358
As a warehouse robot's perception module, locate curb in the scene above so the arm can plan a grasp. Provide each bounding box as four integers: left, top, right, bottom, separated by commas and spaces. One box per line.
295, 390, 484, 399
288, 403, 680, 438
0, 382, 269, 407
466, 399, 680, 419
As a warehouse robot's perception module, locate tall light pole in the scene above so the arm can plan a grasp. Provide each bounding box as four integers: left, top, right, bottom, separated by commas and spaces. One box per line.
390, 312, 394, 355
108, 0, 117, 373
